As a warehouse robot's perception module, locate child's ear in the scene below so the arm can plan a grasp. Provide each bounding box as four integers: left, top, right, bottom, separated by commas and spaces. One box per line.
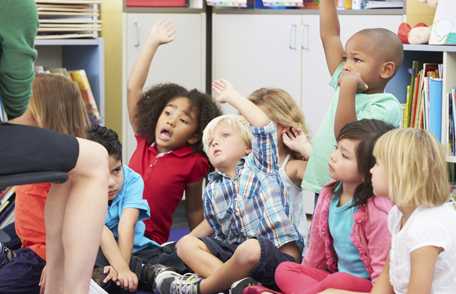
187, 133, 199, 145
380, 61, 396, 80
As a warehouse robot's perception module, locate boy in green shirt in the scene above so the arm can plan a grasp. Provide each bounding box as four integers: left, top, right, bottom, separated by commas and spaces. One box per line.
302, 0, 403, 193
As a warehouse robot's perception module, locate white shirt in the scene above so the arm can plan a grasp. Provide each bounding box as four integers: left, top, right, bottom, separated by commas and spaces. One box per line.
388, 203, 456, 294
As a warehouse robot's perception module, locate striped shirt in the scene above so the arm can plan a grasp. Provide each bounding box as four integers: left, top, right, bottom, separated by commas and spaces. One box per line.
203, 122, 301, 248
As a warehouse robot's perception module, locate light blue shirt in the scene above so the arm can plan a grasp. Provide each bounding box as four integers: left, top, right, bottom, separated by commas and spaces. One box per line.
328, 190, 369, 279
105, 165, 159, 253
302, 63, 402, 193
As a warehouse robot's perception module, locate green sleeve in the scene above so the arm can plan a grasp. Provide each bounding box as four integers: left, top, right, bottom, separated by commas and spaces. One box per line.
0, 0, 38, 119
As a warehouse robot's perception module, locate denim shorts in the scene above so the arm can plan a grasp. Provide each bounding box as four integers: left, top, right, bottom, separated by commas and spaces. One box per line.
200, 236, 296, 289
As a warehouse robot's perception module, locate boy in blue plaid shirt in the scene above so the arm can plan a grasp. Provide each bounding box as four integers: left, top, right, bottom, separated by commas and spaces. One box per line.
155, 80, 302, 294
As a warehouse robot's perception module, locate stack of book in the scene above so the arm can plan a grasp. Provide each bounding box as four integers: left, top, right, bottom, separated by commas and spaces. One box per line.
402, 61, 443, 141
35, 66, 101, 125
365, 0, 404, 9
36, 0, 101, 40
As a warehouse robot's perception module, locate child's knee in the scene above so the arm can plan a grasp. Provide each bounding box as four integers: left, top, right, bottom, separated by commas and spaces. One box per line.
275, 261, 296, 276
176, 235, 201, 258
233, 239, 261, 268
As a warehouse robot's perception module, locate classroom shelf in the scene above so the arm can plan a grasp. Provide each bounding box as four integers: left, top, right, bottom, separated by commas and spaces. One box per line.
35, 38, 105, 124
404, 44, 456, 53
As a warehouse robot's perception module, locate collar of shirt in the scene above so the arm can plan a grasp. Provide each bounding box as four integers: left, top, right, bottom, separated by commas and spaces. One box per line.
148, 142, 194, 158
207, 157, 247, 182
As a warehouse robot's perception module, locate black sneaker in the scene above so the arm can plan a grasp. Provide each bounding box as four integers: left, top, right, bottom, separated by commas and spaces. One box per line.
229, 277, 259, 294
141, 263, 171, 290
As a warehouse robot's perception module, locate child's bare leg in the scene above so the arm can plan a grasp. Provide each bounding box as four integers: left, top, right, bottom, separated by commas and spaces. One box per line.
199, 239, 261, 294
44, 183, 69, 294
45, 138, 109, 294
176, 235, 223, 278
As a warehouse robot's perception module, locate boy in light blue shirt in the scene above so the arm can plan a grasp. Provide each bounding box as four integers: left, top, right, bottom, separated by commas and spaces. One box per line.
88, 126, 175, 294
302, 0, 403, 193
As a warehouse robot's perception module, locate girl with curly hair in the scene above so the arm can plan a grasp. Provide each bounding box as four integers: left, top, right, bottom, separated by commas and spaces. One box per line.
127, 20, 221, 245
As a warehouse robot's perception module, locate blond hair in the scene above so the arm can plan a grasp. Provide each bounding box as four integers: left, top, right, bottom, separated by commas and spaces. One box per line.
248, 88, 308, 134
202, 114, 252, 154
248, 88, 309, 159
373, 128, 449, 208
30, 74, 90, 138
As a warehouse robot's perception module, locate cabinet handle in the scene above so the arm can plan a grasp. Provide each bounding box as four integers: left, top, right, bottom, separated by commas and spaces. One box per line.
289, 24, 297, 50
134, 21, 140, 48
301, 24, 309, 50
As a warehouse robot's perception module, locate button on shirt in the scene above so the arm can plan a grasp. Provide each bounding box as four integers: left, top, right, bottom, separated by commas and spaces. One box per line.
129, 135, 209, 244
204, 122, 301, 248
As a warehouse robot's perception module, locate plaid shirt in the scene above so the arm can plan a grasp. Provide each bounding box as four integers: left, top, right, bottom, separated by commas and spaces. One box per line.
203, 122, 301, 248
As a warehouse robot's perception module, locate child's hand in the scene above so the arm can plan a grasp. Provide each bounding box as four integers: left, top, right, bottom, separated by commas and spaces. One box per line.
103, 265, 118, 284
39, 266, 46, 294
339, 70, 369, 92
116, 268, 139, 292
212, 79, 243, 104
282, 128, 312, 159
146, 20, 176, 47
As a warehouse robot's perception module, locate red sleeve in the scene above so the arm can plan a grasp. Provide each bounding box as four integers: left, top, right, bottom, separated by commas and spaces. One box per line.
187, 154, 209, 183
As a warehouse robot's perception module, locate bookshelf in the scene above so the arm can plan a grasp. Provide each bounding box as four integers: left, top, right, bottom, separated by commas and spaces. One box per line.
35, 38, 105, 124
388, 44, 456, 162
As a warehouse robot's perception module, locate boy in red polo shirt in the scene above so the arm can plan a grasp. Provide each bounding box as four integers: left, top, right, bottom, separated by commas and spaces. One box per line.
127, 20, 220, 244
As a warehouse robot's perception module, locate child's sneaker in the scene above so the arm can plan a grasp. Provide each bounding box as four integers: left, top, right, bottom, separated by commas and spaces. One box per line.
156, 271, 201, 294
229, 277, 259, 294
141, 263, 171, 290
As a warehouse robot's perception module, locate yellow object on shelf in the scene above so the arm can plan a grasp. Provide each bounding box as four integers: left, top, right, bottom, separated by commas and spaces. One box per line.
406, 0, 436, 26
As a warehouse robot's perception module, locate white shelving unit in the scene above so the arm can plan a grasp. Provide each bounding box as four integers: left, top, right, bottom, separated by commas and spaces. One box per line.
390, 44, 456, 162
35, 38, 105, 123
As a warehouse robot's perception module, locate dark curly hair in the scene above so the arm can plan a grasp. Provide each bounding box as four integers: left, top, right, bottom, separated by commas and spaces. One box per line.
135, 83, 221, 153
336, 119, 395, 208
88, 125, 122, 161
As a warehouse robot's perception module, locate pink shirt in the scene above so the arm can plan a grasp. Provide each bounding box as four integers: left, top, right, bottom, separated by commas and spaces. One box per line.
304, 182, 392, 280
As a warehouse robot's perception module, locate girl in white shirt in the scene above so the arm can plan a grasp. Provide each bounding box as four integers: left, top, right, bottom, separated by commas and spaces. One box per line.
369, 128, 456, 294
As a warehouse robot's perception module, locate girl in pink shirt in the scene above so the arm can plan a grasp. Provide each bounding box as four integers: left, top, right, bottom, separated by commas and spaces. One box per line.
247, 119, 394, 294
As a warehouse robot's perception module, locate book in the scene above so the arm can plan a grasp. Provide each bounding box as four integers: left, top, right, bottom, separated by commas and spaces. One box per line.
428, 78, 443, 141
365, 0, 404, 9
69, 70, 101, 124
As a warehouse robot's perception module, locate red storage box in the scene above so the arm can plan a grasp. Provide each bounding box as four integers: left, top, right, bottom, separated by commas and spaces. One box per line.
126, 0, 187, 7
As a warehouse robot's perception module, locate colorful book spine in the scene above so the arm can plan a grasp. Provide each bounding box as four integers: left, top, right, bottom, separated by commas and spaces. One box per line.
428, 78, 443, 141
69, 70, 100, 124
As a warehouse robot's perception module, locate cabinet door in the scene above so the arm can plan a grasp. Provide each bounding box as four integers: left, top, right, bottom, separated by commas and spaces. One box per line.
123, 13, 206, 160
212, 14, 302, 112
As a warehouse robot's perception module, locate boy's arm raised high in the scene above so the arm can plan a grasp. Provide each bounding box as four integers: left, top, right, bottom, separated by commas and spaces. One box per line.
127, 20, 176, 133
320, 0, 345, 75
212, 80, 270, 128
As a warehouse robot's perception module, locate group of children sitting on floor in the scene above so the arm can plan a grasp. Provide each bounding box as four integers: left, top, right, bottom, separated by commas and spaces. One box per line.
1, 0, 456, 293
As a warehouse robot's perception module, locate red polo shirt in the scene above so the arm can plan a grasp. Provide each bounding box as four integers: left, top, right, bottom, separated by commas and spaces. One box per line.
128, 135, 209, 244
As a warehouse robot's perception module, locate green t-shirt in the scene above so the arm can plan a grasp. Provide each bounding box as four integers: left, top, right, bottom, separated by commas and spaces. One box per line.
0, 0, 38, 119
302, 64, 402, 193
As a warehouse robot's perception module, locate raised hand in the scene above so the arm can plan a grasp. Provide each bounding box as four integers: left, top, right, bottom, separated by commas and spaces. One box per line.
282, 127, 312, 159
146, 20, 176, 46
212, 79, 242, 104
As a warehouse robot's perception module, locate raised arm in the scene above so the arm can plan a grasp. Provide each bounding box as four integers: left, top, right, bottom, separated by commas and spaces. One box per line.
212, 79, 270, 127
320, 0, 345, 75
127, 20, 176, 132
